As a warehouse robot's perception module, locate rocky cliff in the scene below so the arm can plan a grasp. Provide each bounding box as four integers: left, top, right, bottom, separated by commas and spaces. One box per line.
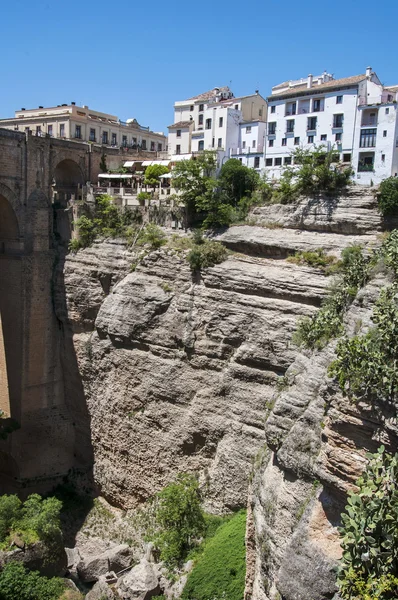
60, 187, 389, 599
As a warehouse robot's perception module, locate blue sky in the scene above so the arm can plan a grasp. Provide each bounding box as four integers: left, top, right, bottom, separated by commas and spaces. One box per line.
1, 0, 397, 134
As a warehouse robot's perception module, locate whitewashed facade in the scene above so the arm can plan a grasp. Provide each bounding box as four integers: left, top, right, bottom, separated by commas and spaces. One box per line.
168, 87, 267, 168
264, 67, 398, 184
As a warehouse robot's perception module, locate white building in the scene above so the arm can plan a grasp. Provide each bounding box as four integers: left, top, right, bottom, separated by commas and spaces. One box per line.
264, 67, 398, 184
0, 103, 166, 152
168, 87, 267, 168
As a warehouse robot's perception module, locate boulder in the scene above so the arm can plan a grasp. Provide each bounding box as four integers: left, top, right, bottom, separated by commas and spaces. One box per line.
85, 577, 116, 600
115, 559, 161, 599
77, 544, 133, 583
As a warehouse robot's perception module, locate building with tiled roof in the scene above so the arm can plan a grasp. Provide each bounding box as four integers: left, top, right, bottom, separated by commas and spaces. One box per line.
264, 66, 398, 184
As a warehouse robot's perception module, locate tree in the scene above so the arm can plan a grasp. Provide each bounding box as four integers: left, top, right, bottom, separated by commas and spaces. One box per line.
218, 159, 260, 204
99, 152, 107, 173
338, 448, 398, 600
0, 562, 65, 600
153, 473, 205, 570
0, 496, 21, 542
144, 165, 170, 189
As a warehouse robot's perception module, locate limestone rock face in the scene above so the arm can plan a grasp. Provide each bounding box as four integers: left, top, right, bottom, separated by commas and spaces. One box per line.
0, 541, 67, 578
76, 544, 133, 583
115, 559, 161, 600
85, 578, 116, 600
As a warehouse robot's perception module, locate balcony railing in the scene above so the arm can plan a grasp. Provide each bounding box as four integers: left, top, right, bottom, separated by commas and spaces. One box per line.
361, 119, 377, 127
358, 163, 374, 172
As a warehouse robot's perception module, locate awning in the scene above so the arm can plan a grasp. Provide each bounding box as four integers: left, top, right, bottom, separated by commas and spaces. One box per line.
98, 173, 133, 179
141, 159, 170, 167
123, 160, 143, 167
159, 173, 172, 179
171, 154, 192, 162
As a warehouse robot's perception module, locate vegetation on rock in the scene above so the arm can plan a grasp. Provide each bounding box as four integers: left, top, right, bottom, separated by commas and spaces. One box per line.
286, 248, 336, 271
337, 448, 398, 600
293, 244, 369, 349
181, 510, 247, 600
187, 230, 228, 271
0, 494, 62, 550
377, 177, 398, 216
0, 562, 67, 600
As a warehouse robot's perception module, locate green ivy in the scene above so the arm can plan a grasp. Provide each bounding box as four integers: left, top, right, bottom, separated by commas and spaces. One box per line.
337, 448, 398, 600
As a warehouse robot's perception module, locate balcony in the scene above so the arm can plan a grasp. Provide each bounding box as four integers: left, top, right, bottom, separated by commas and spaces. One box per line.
361, 117, 377, 127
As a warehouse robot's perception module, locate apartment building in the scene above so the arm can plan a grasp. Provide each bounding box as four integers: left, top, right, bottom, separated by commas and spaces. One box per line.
0, 103, 166, 152
264, 67, 398, 184
168, 87, 267, 166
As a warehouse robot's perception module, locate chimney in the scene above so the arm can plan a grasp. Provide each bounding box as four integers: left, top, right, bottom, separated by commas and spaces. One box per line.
255, 89, 259, 95
307, 74, 313, 88
71, 101, 76, 105
21, 108, 25, 111
39, 106, 43, 109
366, 66, 372, 78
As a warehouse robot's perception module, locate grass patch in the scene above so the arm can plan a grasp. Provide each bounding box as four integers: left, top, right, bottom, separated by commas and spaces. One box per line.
287, 248, 336, 271
181, 510, 246, 600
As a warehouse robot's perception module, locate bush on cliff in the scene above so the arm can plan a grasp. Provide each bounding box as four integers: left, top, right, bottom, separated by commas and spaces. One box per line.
181, 510, 247, 600
0, 562, 66, 600
186, 231, 228, 272
377, 177, 398, 216
0, 494, 62, 550
337, 448, 398, 600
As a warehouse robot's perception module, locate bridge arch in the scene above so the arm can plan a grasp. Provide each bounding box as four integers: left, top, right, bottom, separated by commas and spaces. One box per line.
52, 159, 85, 244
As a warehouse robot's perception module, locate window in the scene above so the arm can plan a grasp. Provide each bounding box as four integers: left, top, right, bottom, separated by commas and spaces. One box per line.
284, 156, 292, 165
320, 134, 327, 141
383, 130, 387, 137
205, 118, 212, 130
235, 104, 239, 110
158, 143, 162, 151
176, 129, 181, 137
382, 154, 385, 162
252, 140, 256, 148
282, 138, 287, 146
218, 138, 222, 148
388, 95, 393, 102
150, 141, 155, 151
176, 144, 181, 154
268, 122, 276, 135
36, 126, 41, 136
308, 135, 314, 143
270, 105, 276, 113
335, 132, 342, 142
333, 114, 344, 128
198, 140, 204, 151
307, 117, 317, 130
336, 95, 343, 104
269, 139, 274, 147
343, 153, 351, 162
360, 128, 377, 148
132, 137, 137, 147
275, 157, 282, 166
48, 124, 53, 136
190, 105, 194, 111
219, 117, 223, 127
254, 156, 260, 168
112, 133, 117, 145
199, 104, 204, 111
259, 108, 263, 117
386, 108, 390, 115
294, 136, 300, 145
25, 127, 30, 133
286, 119, 294, 133
122, 135, 127, 146
212, 137, 215, 148
198, 114, 204, 126
102, 131, 108, 144
90, 128, 96, 142
142, 139, 147, 150
246, 126, 252, 133
60, 124, 65, 137
313, 99, 322, 112
265, 158, 273, 166
75, 125, 81, 139
239, 158, 242, 162
242, 141, 246, 149
285, 102, 296, 116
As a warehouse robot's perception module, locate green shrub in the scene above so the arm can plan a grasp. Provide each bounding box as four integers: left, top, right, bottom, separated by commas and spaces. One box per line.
152, 473, 205, 571
0, 494, 62, 550
136, 223, 167, 249
187, 240, 228, 271
377, 177, 398, 216
337, 448, 398, 600
68, 239, 81, 253
181, 510, 247, 600
287, 248, 336, 270
293, 245, 368, 349
0, 561, 65, 600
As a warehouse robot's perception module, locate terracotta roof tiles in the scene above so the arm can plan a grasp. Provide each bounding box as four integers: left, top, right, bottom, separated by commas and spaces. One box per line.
268, 74, 366, 100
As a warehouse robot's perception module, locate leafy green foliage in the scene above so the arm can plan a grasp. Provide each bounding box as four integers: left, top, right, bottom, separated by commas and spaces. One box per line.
181, 510, 247, 600
337, 449, 398, 600
187, 236, 228, 272
0, 494, 62, 550
0, 562, 65, 600
293, 245, 368, 349
152, 473, 205, 571
144, 165, 170, 188
287, 248, 336, 270
99, 152, 107, 173
377, 177, 398, 216
136, 223, 167, 249
137, 191, 152, 203
218, 159, 260, 203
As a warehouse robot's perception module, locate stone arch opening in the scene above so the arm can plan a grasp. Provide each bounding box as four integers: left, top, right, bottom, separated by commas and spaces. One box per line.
52, 159, 85, 244
0, 195, 22, 423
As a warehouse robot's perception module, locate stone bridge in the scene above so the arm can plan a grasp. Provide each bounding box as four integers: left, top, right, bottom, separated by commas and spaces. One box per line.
0, 129, 136, 492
